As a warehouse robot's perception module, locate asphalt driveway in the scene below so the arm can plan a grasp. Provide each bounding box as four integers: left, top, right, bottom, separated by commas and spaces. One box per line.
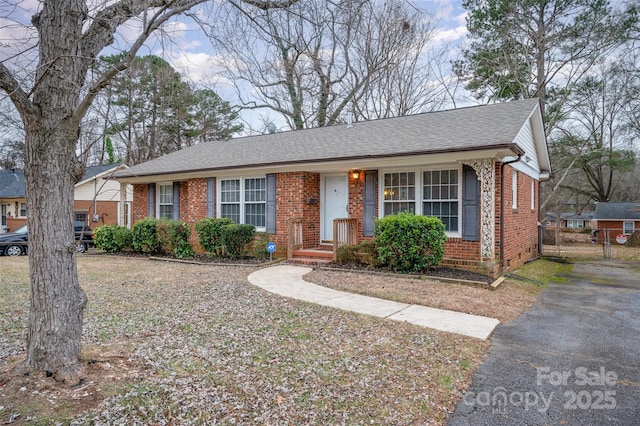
448, 260, 640, 425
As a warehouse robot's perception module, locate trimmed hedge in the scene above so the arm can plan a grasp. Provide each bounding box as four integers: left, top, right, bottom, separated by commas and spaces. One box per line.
93, 225, 132, 253
374, 212, 446, 273
131, 218, 194, 258
132, 218, 160, 254
195, 217, 233, 256
221, 223, 256, 258
194, 217, 257, 258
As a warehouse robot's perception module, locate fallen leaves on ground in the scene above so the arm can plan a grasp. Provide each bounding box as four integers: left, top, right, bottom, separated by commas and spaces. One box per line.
1, 256, 489, 425
304, 269, 541, 323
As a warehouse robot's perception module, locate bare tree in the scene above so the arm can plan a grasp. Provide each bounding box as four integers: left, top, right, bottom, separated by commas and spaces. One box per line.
550, 58, 639, 203
0, 0, 295, 384
205, 0, 441, 129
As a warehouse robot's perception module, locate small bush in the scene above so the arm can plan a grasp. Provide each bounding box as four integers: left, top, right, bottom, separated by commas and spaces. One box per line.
336, 244, 359, 265
358, 240, 380, 267
221, 224, 256, 258
375, 212, 447, 273
155, 220, 173, 255
252, 232, 271, 260
132, 218, 160, 254
168, 220, 195, 258
93, 225, 132, 253
195, 217, 233, 256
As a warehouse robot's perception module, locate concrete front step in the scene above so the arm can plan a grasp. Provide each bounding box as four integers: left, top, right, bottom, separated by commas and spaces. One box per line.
291, 248, 334, 259
288, 257, 333, 266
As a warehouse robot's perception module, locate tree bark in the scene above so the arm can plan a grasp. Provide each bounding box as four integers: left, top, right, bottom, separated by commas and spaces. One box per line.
25, 124, 88, 384
24, 1, 90, 383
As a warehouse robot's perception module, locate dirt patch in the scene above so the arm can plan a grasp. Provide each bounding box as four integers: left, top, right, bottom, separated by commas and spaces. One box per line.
0, 343, 140, 425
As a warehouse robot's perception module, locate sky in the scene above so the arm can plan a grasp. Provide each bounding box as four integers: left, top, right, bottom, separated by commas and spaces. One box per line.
143, 0, 472, 133
1, 0, 629, 136
0, 0, 471, 135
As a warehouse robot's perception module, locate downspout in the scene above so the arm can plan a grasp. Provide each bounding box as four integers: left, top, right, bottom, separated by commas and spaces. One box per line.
499, 153, 523, 271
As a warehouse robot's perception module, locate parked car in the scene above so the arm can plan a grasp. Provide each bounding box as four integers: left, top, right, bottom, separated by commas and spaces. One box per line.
0, 222, 93, 256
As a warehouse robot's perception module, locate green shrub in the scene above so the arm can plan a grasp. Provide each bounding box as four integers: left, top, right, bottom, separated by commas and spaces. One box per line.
336, 244, 359, 264
168, 220, 195, 258
374, 212, 447, 273
221, 223, 256, 258
155, 220, 173, 255
132, 218, 160, 254
195, 217, 234, 256
358, 239, 380, 267
93, 225, 132, 253
252, 232, 271, 260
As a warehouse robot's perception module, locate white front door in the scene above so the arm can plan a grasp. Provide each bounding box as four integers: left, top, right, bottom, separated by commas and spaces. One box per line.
321, 174, 348, 241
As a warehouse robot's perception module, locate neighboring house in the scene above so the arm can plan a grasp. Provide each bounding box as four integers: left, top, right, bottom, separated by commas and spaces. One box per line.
593, 202, 640, 240
0, 164, 133, 233
113, 99, 551, 277
545, 212, 595, 230
0, 169, 27, 233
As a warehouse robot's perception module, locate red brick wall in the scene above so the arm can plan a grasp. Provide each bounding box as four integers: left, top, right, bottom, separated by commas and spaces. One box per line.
594, 221, 638, 243
5, 217, 26, 232
349, 171, 364, 238
271, 172, 320, 252
499, 165, 539, 272
180, 179, 208, 251
73, 200, 119, 226
132, 184, 149, 225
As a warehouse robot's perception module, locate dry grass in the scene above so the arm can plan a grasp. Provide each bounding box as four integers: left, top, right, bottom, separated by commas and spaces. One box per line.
0, 255, 490, 425
304, 268, 543, 324
542, 243, 640, 261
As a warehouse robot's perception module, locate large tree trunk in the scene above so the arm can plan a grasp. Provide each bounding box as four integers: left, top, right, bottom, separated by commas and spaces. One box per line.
24, 122, 88, 384
23, 0, 89, 384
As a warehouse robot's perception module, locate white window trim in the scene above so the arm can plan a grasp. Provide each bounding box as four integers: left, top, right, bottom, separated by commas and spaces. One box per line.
623, 221, 635, 235
217, 176, 267, 231
531, 180, 535, 211
156, 182, 174, 220
512, 170, 518, 209
19, 202, 27, 218
378, 165, 462, 238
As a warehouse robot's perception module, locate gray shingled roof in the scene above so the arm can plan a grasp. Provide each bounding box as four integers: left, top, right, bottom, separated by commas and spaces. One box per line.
114, 99, 542, 179
0, 165, 121, 198
0, 170, 25, 198
594, 202, 640, 220
79, 164, 123, 183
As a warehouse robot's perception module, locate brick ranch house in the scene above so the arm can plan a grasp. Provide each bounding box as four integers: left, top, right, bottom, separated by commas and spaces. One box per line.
112, 99, 551, 277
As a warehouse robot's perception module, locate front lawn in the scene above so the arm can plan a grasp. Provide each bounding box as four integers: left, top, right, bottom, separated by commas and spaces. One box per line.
0, 256, 488, 425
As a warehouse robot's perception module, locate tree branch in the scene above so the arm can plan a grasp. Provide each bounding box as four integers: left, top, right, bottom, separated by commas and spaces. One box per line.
0, 62, 36, 121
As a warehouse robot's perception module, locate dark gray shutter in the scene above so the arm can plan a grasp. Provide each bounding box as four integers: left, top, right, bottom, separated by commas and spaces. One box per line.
462, 165, 479, 241
147, 183, 155, 218
266, 174, 277, 234
172, 182, 180, 221
363, 170, 376, 237
206, 178, 215, 218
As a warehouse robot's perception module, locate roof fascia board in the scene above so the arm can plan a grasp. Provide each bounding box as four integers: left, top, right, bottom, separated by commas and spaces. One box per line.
114, 145, 522, 184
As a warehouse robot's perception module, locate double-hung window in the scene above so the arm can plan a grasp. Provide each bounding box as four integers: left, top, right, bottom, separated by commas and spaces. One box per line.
623, 221, 635, 235
244, 178, 266, 227
19, 202, 27, 217
382, 168, 460, 234
567, 220, 584, 229
220, 177, 266, 228
383, 172, 415, 215
158, 183, 174, 219
423, 170, 459, 232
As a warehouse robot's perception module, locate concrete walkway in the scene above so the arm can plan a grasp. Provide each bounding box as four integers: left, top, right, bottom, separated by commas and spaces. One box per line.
248, 264, 500, 340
